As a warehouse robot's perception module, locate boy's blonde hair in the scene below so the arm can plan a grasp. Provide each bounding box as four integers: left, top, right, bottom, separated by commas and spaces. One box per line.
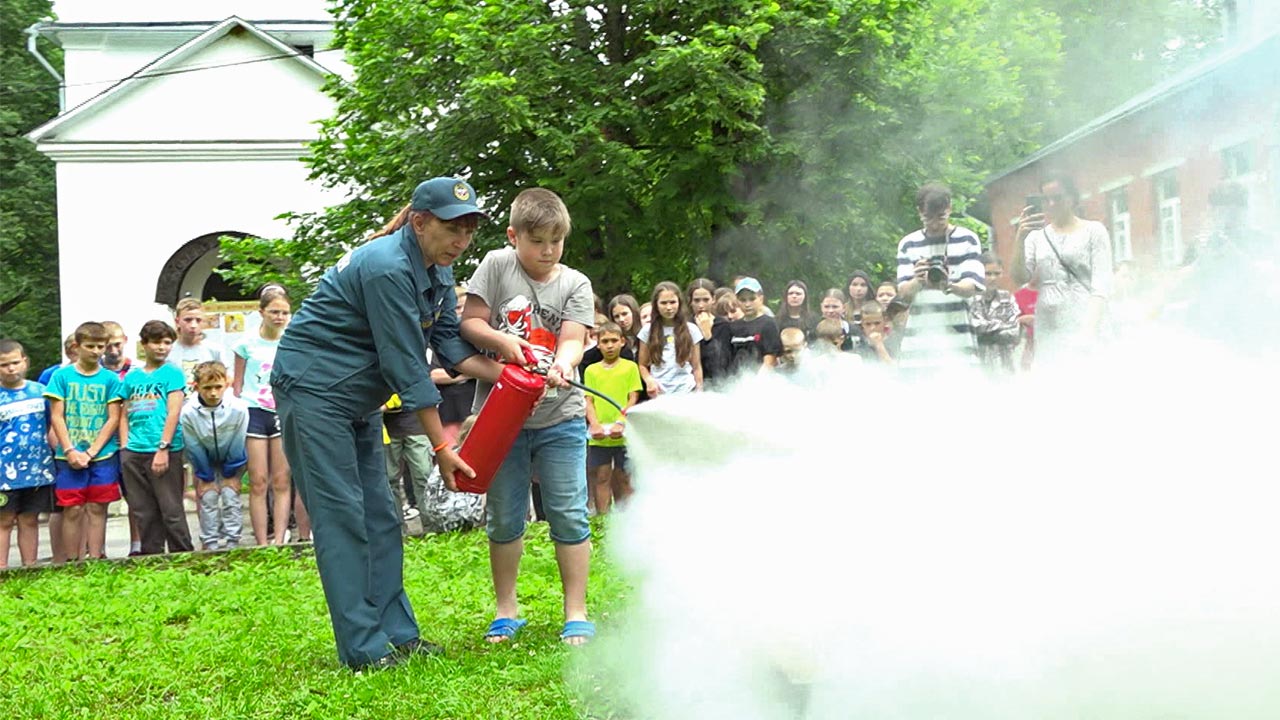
860, 301, 885, 321
193, 361, 228, 386
509, 188, 571, 237
780, 327, 806, 346
175, 297, 204, 316
101, 320, 125, 338
815, 318, 845, 343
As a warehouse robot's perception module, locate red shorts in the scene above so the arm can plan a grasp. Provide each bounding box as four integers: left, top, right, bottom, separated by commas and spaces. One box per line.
54, 457, 122, 507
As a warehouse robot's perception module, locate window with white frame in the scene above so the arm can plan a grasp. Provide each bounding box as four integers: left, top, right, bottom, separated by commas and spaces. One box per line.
1222, 141, 1252, 178
1155, 171, 1182, 266
1221, 140, 1264, 227
1107, 187, 1132, 263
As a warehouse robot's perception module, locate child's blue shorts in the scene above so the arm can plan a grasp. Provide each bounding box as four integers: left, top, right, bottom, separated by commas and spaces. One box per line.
486, 418, 589, 545
54, 456, 122, 507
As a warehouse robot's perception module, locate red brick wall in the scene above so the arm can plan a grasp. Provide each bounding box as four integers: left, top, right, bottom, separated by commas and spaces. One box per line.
987, 47, 1279, 291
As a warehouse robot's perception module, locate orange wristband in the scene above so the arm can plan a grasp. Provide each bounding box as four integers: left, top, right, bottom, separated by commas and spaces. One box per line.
432, 441, 450, 453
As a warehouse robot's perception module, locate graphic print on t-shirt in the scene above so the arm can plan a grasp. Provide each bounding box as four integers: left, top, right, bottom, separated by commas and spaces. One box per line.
1, 383, 55, 489
497, 294, 558, 370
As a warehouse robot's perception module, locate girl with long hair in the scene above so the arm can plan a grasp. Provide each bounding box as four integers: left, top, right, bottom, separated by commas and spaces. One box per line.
776, 280, 814, 339
845, 271, 875, 322
637, 281, 703, 396
607, 294, 643, 355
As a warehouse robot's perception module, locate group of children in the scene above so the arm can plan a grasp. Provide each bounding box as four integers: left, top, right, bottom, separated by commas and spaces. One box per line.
0, 288, 309, 567
560, 252, 1032, 517
3, 258, 1027, 570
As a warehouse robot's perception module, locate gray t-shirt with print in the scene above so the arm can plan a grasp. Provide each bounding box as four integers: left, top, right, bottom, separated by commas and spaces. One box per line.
166, 341, 224, 391
468, 247, 595, 430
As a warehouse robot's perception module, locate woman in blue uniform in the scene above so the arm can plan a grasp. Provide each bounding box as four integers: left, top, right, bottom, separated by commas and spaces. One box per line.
272, 177, 510, 670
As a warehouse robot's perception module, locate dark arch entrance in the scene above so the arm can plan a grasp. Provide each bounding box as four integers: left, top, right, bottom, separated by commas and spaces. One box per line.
154, 231, 255, 307
202, 262, 258, 302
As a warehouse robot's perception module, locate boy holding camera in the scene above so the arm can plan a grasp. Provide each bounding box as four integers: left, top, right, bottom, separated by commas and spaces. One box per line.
894, 183, 985, 373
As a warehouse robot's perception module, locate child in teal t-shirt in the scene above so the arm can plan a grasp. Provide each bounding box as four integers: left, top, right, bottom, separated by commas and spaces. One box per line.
44, 322, 124, 561
118, 321, 194, 555
121, 363, 187, 453
583, 323, 641, 515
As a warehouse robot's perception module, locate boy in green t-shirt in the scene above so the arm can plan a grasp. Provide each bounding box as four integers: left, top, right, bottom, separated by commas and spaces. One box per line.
583, 322, 641, 514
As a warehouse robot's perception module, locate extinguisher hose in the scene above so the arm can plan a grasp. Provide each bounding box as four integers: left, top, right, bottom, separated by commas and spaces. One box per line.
525, 364, 626, 415
561, 376, 626, 415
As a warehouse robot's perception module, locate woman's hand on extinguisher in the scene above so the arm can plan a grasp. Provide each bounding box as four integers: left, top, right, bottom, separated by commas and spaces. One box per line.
437, 448, 473, 493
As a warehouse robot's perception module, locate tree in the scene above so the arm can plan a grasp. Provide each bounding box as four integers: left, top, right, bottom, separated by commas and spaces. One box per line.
0, 0, 60, 370
220, 1, 1096, 300
1040, 0, 1226, 137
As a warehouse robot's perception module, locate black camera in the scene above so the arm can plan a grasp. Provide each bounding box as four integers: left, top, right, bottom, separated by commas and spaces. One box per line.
925, 256, 948, 286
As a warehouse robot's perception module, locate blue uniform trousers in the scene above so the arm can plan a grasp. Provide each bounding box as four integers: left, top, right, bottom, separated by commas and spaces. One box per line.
275, 387, 419, 667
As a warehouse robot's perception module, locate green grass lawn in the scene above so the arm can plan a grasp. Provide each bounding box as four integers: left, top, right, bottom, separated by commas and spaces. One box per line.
0, 521, 634, 719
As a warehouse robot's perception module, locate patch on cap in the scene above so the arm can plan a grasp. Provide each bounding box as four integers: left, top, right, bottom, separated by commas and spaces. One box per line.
453, 183, 471, 201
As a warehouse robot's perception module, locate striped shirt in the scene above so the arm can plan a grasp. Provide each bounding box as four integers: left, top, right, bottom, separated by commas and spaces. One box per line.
895, 226, 985, 373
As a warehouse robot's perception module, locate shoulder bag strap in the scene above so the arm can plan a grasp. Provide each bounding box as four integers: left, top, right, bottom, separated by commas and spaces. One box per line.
1041, 227, 1092, 293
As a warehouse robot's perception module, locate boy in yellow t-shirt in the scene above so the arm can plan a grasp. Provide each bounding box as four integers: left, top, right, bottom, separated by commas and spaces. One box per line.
582, 322, 641, 514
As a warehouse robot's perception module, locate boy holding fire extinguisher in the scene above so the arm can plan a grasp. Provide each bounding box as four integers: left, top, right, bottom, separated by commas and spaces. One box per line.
461, 188, 597, 646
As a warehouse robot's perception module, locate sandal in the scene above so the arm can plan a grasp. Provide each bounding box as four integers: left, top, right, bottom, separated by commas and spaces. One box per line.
560, 620, 596, 644
484, 617, 528, 642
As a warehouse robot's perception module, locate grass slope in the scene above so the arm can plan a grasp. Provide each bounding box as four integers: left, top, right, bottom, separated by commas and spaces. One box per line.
0, 522, 632, 719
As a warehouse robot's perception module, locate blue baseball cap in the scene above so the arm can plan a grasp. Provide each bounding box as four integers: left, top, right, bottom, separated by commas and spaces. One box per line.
411, 177, 489, 220
735, 277, 763, 294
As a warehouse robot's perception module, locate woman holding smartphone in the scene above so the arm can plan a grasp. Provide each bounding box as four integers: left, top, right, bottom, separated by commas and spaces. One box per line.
1011, 174, 1113, 366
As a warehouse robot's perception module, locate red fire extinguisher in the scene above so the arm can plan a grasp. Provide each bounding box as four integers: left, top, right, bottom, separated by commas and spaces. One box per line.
454, 352, 546, 494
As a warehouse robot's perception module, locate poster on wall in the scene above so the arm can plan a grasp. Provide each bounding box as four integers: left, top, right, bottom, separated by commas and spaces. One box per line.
202, 300, 262, 375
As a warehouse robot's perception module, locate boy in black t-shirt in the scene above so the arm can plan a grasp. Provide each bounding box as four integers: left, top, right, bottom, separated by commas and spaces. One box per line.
726, 277, 783, 374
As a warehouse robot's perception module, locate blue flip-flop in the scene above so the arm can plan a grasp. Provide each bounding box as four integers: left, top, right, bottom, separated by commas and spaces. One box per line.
484, 617, 528, 641
560, 620, 596, 643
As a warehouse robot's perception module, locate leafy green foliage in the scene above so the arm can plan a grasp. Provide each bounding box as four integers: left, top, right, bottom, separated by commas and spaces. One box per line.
225, 0, 1064, 301
1039, 0, 1226, 137
0, 523, 633, 719
0, 0, 60, 369
171, 1, 1230, 305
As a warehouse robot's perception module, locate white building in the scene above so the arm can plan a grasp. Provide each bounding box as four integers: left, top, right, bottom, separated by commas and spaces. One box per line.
26, 1, 348, 353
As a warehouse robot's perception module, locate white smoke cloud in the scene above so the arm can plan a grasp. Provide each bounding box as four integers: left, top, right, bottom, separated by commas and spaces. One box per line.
583, 335, 1280, 719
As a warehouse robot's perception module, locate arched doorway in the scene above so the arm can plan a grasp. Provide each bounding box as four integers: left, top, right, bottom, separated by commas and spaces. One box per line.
154, 231, 256, 307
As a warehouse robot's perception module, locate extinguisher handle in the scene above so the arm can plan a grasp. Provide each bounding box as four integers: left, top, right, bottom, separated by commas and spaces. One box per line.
521, 346, 539, 366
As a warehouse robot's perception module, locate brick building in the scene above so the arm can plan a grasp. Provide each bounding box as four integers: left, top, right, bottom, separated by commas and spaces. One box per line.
985, 27, 1280, 277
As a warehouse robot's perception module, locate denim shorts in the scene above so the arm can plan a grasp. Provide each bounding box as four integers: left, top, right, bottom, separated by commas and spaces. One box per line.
486, 418, 589, 545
